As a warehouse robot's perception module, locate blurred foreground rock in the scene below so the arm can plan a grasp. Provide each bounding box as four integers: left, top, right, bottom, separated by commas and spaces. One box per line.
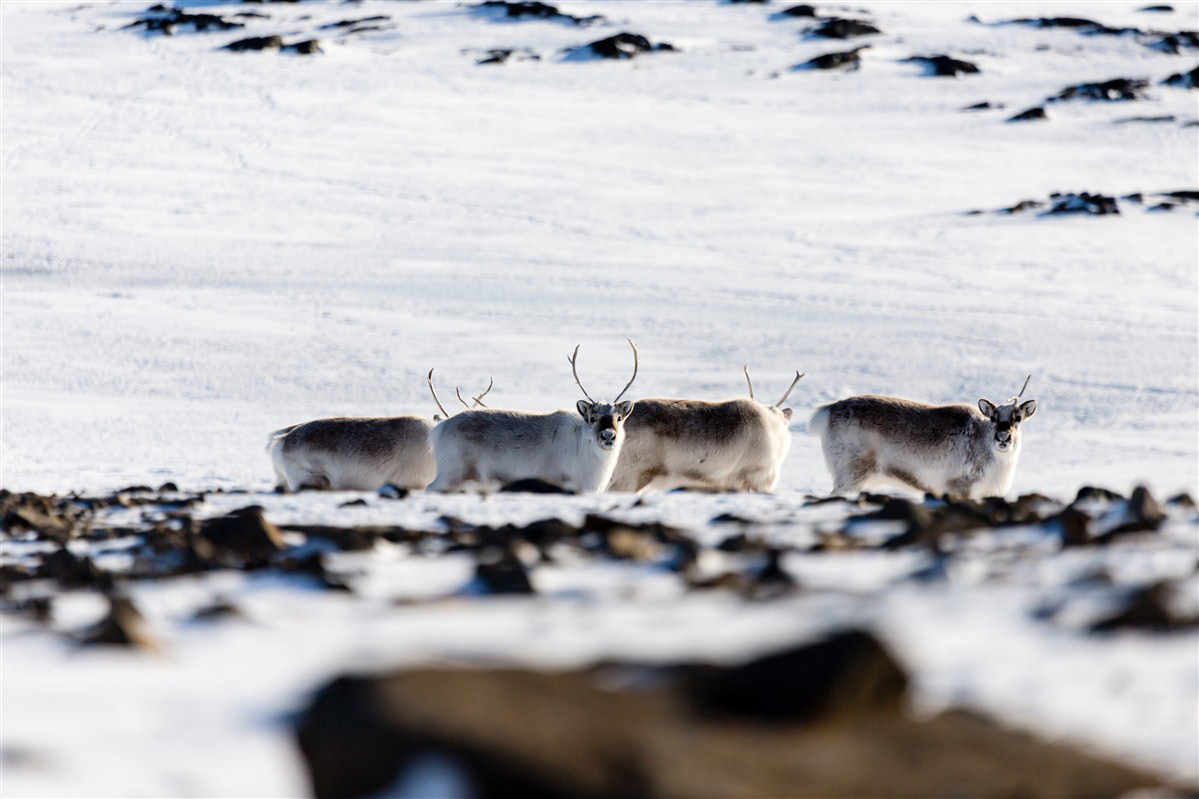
295, 630, 1167, 799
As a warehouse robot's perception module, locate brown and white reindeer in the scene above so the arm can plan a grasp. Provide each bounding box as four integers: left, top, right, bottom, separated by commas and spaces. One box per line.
266, 372, 492, 492
607, 365, 803, 493
809, 375, 1038, 499
427, 341, 639, 493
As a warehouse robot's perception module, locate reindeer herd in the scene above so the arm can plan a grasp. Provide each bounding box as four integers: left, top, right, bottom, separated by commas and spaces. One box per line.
268, 342, 1038, 500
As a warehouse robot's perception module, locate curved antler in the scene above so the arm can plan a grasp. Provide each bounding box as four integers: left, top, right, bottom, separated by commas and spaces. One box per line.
427, 369, 450, 418
472, 377, 494, 407
612, 338, 639, 403
774, 371, 805, 408
454, 386, 472, 409
568, 345, 595, 402
1017, 374, 1032, 399
743, 364, 754, 400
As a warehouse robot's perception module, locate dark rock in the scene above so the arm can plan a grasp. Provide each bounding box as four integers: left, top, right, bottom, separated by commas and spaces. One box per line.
963, 100, 1004, 110
1091, 582, 1198, 633
797, 46, 868, 70
78, 596, 160, 651
685, 630, 907, 723
200, 506, 284, 563
716, 532, 763, 552
1050, 77, 1150, 102
573, 32, 667, 59
1162, 189, 1199, 201
1044, 192, 1120, 215
158, 481, 179, 492
190, 600, 242, 622
296, 647, 1165, 799
1114, 114, 1177, 123
808, 17, 881, 39
1008, 106, 1047, 122
905, 54, 979, 76
276, 551, 353, 591
711, 512, 754, 524
223, 35, 284, 51
1075, 485, 1125, 503
778, 3, 817, 16
474, 546, 535, 594
1140, 4, 1174, 10
1163, 65, 1199, 88
1011, 16, 1104, 29
1166, 492, 1195, 508
1147, 30, 1199, 54
475, 1, 603, 26
282, 39, 323, 55
1000, 199, 1044, 214
339, 498, 368, 508
377, 484, 408, 499
1095, 485, 1165, 541
123, 8, 245, 35
281, 524, 381, 551
475, 48, 541, 65
1052, 507, 1093, 547
499, 478, 574, 494
318, 15, 389, 29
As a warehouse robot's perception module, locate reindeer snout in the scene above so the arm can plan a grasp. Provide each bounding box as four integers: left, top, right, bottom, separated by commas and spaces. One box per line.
600, 429, 616, 443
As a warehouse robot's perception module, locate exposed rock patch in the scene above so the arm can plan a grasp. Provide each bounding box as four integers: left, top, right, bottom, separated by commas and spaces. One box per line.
566, 32, 678, 59
904, 54, 979, 77
1007, 106, 1047, 121
123, 7, 245, 35
807, 17, 881, 39
1163, 65, 1199, 88
795, 45, 868, 70
473, 1, 604, 27
1049, 77, 1150, 102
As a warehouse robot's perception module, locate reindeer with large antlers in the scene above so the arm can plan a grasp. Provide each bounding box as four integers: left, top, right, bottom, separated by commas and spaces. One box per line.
427, 341, 639, 493
809, 375, 1038, 499
266, 372, 493, 492
608, 365, 803, 493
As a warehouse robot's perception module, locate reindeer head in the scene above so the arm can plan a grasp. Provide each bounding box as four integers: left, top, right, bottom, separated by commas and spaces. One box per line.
744, 365, 804, 423
978, 375, 1037, 453
570, 340, 638, 451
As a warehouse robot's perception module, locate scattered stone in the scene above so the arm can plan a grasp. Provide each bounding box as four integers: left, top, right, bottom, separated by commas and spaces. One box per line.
808, 17, 881, 39
904, 54, 979, 76
1008, 106, 1047, 122
282, 39, 322, 55
1075, 485, 1125, 503
158, 481, 179, 492
39, 547, 112, 590
122, 8, 245, 35
570, 32, 677, 59
796, 45, 868, 70
778, 3, 817, 16
1053, 506, 1093, 547
78, 596, 160, 651
474, 1, 603, 26
1091, 582, 1198, 633
499, 478, 574, 494
1163, 65, 1199, 88
200, 506, 284, 563
190, 600, 242, 622
1044, 192, 1119, 215
1095, 485, 1165, 541
1166, 492, 1196, 508
474, 48, 541, 65
1000, 199, 1044, 214
1147, 30, 1199, 54
318, 15, 389, 29
339, 498, 368, 508
1140, 4, 1174, 11
1114, 114, 1177, 123
276, 551, 353, 591
223, 35, 284, 51
1049, 77, 1150, 102
377, 484, 408, 499
473, 546, 535, 594
711, 512, 755, 524
963, 100, 1004, 110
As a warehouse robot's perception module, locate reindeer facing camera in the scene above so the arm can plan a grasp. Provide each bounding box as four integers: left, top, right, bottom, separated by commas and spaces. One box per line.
810, 376, 1038, 499
427, 341, 639, 493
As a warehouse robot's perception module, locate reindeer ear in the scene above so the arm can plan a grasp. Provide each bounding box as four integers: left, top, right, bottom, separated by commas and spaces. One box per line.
1018, 399, 1037, 419
978, 399, 997, 419
576, 399, 592, 418
782, 407, 794, 421
615, 400, 634, 418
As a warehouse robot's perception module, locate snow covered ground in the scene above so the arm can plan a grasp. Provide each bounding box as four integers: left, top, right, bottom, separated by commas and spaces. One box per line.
2, 0, 1197, 796
2, 0, 1196, 497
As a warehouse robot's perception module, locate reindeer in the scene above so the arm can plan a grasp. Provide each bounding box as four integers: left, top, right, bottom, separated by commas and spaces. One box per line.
607, 365, 802, 493
427, 341, 639, 493
267, 373, 492, 492
809, 376, 1038, 499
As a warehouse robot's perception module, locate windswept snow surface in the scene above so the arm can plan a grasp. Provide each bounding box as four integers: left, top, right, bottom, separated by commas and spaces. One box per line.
2, 0, 1198, 797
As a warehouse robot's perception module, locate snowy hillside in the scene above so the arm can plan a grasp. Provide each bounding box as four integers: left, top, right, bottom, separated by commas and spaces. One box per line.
2, 1, 1198, 797
2, 0, 1196, 497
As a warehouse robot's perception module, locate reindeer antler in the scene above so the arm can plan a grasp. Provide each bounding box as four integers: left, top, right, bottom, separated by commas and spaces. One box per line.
744, 364, 755, 400
454, 387, 472, 409
1017, 374, 1032, 399
774, 371, 805, 408
568, 345, 595, 402
472, 377, 494, 407
613, 338, 639, 403
427, 369, 451, 418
